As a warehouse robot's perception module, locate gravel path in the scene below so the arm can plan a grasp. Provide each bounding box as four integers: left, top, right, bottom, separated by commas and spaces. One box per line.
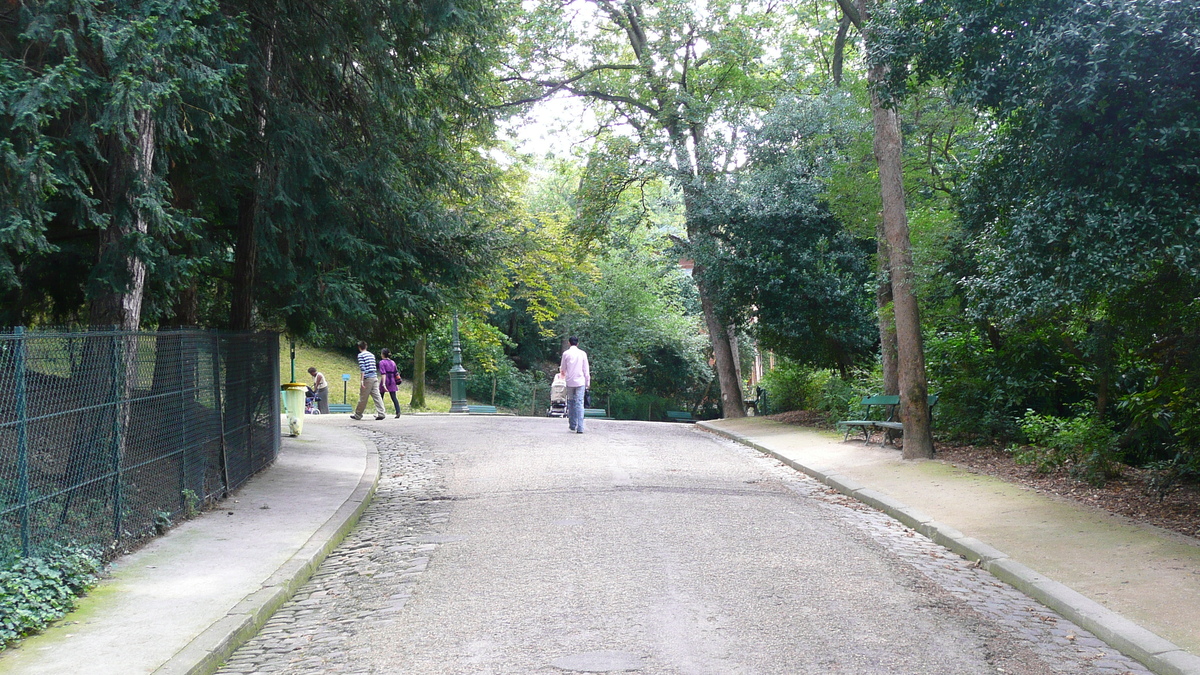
217, 417, 1150, 674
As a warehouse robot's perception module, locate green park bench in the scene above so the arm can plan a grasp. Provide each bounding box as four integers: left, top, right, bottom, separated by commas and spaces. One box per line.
584, 408, 609, 418
468, 404, 498, 414
665, 410, 694, 423
328, 403, 353, 413
837, 394, 938, 446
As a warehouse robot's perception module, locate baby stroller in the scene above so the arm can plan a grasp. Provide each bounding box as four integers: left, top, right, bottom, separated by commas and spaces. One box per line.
547, 373, 568, 418
305, 386, 322, 415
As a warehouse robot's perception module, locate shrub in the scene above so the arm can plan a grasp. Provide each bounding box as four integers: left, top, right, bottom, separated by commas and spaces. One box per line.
607, 390, 676, 421
1145, 452, 1200, 503
0, 547, 101, 648
811, 369, 878, 423
758, 361, 820, 413
1015, 411, 1122, 485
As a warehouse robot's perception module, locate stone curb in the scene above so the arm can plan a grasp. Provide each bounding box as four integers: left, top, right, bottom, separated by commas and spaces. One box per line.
153, 436, 382, 675
697, 421, 1200, 675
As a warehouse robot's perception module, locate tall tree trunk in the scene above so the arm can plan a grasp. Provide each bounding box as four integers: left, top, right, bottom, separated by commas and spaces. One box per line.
410, 334, 427, 409
867, 66, 933, 459
673, 149, 745, 418
229, 192, 258, 330
727, 324, 743, 392
693, 261, 746, 418
1093, 320, 1113, 419
89, 109, 155, 330
876, 236, 899, 395
229, 16, 276, 331
838, 0, 933, 457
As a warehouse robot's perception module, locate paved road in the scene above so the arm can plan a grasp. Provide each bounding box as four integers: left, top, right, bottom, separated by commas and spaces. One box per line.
218, 416, 1149, 674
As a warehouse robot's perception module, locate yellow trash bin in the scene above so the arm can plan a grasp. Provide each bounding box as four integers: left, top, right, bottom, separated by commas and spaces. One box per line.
281, 382, 307, 436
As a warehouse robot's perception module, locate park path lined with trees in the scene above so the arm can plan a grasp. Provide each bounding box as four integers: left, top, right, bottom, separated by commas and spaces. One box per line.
2, 0, 1199, 648
217, 417, 1151, 674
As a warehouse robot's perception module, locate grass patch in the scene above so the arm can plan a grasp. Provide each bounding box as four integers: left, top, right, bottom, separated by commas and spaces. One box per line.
279, 342, 454, 412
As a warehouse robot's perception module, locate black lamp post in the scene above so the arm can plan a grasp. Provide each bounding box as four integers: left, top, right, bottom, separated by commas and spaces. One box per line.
449, 313, 469, 413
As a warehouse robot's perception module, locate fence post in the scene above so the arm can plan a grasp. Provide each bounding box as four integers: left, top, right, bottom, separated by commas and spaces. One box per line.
109, 332, 125, 546
15, 326, 29, 556
213, 333, 230, 497
178, 330, 188, 511
270, 333, 281, 457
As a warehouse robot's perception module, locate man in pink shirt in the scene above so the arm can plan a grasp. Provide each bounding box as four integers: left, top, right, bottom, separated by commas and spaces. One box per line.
559, 336, 590, 434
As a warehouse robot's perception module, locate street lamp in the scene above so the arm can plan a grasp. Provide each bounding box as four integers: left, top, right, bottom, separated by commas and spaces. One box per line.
449, 312, 469, 413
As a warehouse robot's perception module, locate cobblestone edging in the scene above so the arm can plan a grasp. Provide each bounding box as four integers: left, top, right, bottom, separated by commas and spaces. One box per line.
700, 422, 1194, 675
156, 436, 380, 675
222, 424, 1159, 675
215, 432, 450, 675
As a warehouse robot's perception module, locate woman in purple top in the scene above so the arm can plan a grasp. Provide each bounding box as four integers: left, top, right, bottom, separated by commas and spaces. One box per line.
378, 348, 402, 418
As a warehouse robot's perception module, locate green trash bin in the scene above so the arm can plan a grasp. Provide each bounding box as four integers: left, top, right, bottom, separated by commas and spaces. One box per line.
281, 382, 307, 436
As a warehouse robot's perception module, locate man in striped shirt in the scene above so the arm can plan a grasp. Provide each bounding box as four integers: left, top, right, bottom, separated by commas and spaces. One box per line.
352, 341, 386, 420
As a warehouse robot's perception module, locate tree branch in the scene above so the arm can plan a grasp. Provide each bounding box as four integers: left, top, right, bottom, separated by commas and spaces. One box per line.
833, 12, 852, 85
836, 0, 864, 29
493, 64, 642, 109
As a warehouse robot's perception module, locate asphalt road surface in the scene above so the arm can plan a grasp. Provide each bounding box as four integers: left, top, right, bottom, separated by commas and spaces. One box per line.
218, 416, 1149, 675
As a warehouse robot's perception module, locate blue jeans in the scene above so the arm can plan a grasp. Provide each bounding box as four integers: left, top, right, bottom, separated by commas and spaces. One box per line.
565, 385, 585, 432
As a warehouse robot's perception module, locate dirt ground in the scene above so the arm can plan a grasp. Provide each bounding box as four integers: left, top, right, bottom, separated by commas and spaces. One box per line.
767, 410, 1200, 541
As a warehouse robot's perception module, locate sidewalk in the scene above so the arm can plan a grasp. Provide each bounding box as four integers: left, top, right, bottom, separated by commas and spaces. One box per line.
701, 417, 1200, 675
0, 418, 378, 675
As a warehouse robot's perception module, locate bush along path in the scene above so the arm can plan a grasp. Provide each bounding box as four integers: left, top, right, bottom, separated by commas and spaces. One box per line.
0, 547, 101, 649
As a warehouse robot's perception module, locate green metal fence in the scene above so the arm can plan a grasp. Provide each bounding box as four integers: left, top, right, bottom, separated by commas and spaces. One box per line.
0, 328, 280, 560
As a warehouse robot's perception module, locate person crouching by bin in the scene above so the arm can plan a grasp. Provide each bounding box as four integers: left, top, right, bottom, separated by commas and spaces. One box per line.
307, 367, 329, 414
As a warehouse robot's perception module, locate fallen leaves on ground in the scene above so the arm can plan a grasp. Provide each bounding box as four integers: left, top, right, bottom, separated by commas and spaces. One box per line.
767, 411, 1200, 540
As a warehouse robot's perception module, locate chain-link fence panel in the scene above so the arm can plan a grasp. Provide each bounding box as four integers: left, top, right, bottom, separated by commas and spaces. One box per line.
0, 328, 280, 561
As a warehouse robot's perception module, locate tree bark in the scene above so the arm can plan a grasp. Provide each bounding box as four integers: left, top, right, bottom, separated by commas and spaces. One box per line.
876, 236, 899, 395
89, 109, 155, 330
831, 2, 897, 396
849, 0, 933, 458
693, 261, 746, 418
868, 72, 933, 459
410, 334, 427, 409
727, 324, 743, 392
1093, 320, 1113, 419
229, 15, 276, 331
229, 192, 258, 330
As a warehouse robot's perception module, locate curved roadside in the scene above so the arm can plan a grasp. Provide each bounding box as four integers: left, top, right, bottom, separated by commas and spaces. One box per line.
0, 418, 380, 675
700, 418, 1200, 675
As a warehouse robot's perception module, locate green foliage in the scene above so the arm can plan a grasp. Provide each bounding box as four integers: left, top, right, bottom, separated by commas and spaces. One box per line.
0, 547, 101, 648
423, 316, 537, 410
869, 0, 1200, 471
0, 0, 244, 322
758, 360, 879, 424
1145, 453, 1200, 504
181, 490, 200, 519
759, 361, 823, 414
925, 325, 1083, 442
1015, 411, 1121, 485
562, 237, 712, 411
698, 92, 878, 374
880, 0, 1200, 315
812, 370, 880, 424
607, 391, 680, 422
0, 0, 513, 341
